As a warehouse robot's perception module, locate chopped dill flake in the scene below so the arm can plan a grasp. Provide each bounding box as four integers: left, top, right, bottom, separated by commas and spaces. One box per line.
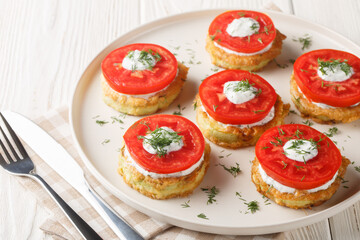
253, 109, 264, 114
293, 34, 312, 50
273, 59, 288, 69
181, 200, 190, 208
237, 12, 245, 17
289, 110, 297, 114
289, 59, 296, 64
111, 116, 124, 124
211, 67, 219, 72
201, 186, 219, 205
300, 68, 308, 72
294, 129, 303, 138
324, 127, 338, 137
213, 105, 218, 112
218, 163, 241, 177
355, 166, 360, 173
301, 175, 305, 181
282, 161, 288, 169
294, 165, 304, 170
173, 104, 185, 115
92, 115, 100, 119
236, 192, 246, 201
262, 146, 270, 149
210, 35, 216, 40
264, 25, 269, 35
302, 119, 314, 127
197, 213, 209, 220
278, 127, 285, 135
193, 101, 198, 110
318, 58, 352, 76
244, 201, 259, 214
101, 139, 110, 145
96, 120, 108, 126
258, 38, 263, 44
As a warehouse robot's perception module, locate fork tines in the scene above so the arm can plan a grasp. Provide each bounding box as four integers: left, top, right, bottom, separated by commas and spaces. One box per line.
0, 113, 28, 163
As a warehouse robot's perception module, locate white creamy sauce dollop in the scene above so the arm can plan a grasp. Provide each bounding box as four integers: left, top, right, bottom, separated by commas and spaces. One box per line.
283, 139, 318, 162
142, 127, 183, 155
297, 86, 360, 109
124, 147, 205, 179
226, 17, 259, 37
214, 41, 273, 56
317, 64, 354, 82
122, 50, 157, 71
223, 80, 258, 104
200, 102, 275, 128
258, 164, 338, 193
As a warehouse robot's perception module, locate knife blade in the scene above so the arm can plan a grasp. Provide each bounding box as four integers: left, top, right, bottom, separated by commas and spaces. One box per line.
3, 111, 143, 240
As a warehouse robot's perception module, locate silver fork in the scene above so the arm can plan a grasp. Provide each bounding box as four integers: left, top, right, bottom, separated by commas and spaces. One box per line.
0, 113, 102, 240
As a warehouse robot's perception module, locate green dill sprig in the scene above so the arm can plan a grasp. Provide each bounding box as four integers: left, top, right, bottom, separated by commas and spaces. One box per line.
236, 192, 246, 201
324, 127, 338, 137
111, 115, 124, 124
138, 127, 182, 157
293, 34, 312, 50
201, 186, 219, 205
101, 139, 110, 145
318, 58, 352, 76
273, 59, 288, 69
96, 120, 108, 126
173, 104, 185, 115
355, 166, 360, 173
253, 109, 264, 114
302, 119, 313, 127
193, 101, 197, 110
244, 201, 259, 214
218, 163, 241, 177
181, 200, 190, 208
197, 213, 209, 220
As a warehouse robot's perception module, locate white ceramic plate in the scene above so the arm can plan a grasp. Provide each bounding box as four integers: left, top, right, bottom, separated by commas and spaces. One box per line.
70, 9, 360, 235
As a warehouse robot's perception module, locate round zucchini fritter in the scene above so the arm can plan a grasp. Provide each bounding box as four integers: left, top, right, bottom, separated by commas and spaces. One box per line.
102, 62, 188, 116
118, 143, 211, 200
290, 74, 360, 124
195, 94, 289, 149
205, 30, 286, 71
251, 156, 350, 209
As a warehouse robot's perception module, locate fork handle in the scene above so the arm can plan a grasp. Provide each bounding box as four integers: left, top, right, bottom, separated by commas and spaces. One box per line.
30, 173, 102, 240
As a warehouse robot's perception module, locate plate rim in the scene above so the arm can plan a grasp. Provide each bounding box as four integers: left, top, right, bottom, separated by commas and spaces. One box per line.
69, 8, 360, 235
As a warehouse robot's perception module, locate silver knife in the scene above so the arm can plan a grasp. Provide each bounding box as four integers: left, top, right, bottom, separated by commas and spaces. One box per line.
3, 111, 144, 240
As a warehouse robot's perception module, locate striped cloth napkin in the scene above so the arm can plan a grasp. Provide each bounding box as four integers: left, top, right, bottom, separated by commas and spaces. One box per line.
18, 107, 285, 240
14, 3, 287, 239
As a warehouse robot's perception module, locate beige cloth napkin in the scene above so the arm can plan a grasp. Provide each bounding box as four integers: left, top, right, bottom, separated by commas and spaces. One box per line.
12, 2, 287, 239
18, 107, 285, 240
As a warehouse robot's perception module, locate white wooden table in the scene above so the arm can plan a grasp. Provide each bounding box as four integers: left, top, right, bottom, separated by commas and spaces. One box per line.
1, 0, 360, 239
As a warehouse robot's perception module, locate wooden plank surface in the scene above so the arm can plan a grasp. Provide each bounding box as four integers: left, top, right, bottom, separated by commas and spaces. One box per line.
0, 0, 359, 239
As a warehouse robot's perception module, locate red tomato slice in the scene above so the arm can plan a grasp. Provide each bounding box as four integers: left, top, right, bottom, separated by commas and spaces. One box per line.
208, 10, 276, 53
123, 115, 205, 174
255, 124, 342, 190
294, 49, 360, 107
102, 43, 178, 95
199, 70, 277, 125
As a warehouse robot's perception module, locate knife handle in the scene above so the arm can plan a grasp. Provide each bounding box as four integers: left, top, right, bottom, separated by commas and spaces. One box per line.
30, 173, 102, 240
85, 181, 144, 240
